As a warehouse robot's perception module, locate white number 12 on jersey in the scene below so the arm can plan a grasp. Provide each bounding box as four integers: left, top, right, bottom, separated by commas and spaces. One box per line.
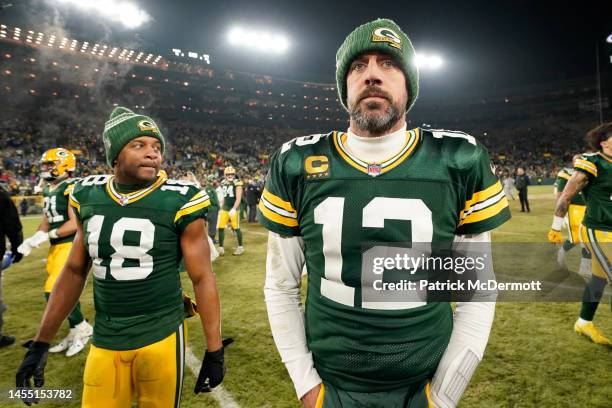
314, 197, 432, 310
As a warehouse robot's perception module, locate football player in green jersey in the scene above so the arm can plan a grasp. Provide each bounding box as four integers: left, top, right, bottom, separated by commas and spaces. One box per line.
553, 155, 591, 277
16, 107, 224, 407
17, 148, 93, 357
549, 123, 612, 346
217, 166, 245, 255
259, 19, 510, 408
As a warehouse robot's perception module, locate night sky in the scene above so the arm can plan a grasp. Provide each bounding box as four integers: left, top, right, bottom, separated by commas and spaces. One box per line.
1, 0, 610, 94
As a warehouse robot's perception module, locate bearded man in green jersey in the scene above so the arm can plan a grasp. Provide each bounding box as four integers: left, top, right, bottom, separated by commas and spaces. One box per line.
16, 107, 225, 407
259, 19, 510, 408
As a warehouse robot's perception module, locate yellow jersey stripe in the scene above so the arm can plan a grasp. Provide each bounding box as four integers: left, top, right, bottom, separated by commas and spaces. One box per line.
425, 383, 433, 408
174, 199, 211, 223
333, 129, 421, 175
381, 129, 420, 173
463, 181, 503, 212
64, 184, 75, 195
262, 188, 296, 214
189, 190, 208, 202
69, 196, 80, 212
459, 197, 509, 226
334, 132, 364, 173
258, 200, 299, 227
315, 383, 325, 408
575, 159, 597, 171
106, 172, 167, 205
557, 172, 571, 181
574, 162, 597, 177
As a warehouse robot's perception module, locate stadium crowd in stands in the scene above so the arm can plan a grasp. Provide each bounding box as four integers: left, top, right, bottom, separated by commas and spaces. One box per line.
0, 40, 604, 200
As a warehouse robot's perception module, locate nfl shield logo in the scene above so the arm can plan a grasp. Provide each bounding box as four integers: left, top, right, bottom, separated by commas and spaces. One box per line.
119, 195, 129, 206
367, 164, 382, 177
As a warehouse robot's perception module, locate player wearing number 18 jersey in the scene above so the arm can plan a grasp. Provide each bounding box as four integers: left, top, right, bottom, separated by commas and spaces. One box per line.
260, 19, 510, 408
16, 107, 224, 407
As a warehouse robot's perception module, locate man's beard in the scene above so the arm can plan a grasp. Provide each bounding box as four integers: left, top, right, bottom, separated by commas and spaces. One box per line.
349, 99, 402, 135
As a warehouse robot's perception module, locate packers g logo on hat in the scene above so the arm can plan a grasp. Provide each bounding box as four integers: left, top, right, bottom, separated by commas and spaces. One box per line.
137, 120, 159, 134
372, 27, 402, 49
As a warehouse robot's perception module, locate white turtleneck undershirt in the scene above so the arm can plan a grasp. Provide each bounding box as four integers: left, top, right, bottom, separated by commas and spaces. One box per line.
345, 124, 408, 162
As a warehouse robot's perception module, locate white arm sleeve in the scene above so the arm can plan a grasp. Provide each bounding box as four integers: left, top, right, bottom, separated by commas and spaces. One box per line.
430, 231, 497, 408
264, 231, 322, 399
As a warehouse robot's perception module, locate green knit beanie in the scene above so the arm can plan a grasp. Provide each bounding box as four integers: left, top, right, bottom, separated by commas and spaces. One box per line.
102, 107, 165, 167
335, 18, 419, 113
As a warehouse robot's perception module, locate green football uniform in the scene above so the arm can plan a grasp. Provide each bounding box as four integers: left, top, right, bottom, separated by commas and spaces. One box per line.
43, 178, 78, 245
69, 171, 210, 350
258, 128, 511, 393
555, 168, 585, 205
574, 153, 612, 231
220, 179, 243, 211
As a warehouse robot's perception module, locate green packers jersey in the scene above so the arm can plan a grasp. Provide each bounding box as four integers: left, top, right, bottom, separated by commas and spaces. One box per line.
258, 129, 511, 392
555, 168, 585, 206
69, 171, 211, 350
574, 153, 612, 231
220, 179, 243, 211
43, 178, 78, 245
205, 185, 220, 211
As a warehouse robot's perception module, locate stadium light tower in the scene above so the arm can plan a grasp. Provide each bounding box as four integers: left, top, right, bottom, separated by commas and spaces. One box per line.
227, 26, 290, 55
415, 52, 444, 71
53, 0, 151, 29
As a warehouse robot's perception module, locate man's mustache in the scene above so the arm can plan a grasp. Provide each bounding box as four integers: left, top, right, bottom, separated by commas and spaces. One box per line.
358, 87, 392, 103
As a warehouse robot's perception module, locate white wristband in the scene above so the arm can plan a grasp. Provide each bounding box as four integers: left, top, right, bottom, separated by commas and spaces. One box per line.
551, 216, 564, 231
48, 229, 59, 239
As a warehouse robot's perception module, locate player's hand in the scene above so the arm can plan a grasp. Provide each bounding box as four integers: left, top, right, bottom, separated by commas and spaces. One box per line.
194, 347, 225, 394
15, 341, 49, 406
17, 240, 33, 257
547, 229, 563, 244
229, 208, 236, 218
301, 384, 322, 408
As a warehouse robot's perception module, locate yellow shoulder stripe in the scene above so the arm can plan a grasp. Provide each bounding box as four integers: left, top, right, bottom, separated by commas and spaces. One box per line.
557, 172, 571, 181
64, 184, 75, 196
463, 181, 503, 212
459, 198, 509, 226
174, 199, 210, 223
69, 196, 80, 212
189, 190, 208, 202
574, 160, 597, 176
258, 200, 299, 227
262, 188, 296, 214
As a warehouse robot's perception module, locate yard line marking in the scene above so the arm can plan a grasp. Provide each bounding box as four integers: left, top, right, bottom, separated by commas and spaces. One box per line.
185, 344, 241, 408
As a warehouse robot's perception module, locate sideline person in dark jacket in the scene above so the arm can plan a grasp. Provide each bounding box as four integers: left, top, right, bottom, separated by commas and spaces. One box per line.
0, 185, 24, 347
515, 167, 530, 212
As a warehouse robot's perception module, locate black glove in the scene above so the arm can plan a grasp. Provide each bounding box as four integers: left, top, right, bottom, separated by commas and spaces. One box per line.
12, 251, 23, 264
16, 341, 49, 406
194, 347, 225, 394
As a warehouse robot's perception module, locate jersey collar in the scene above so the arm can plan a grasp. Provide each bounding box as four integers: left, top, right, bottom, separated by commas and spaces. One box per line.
333, 128, 420, 176
106, 170, 167, 206
598, 152, 612, 163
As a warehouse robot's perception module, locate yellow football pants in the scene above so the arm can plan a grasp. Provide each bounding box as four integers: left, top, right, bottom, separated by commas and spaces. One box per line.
580, 226, 612, 282
217, 209, 240, 230
565, 204, 586, 245
45, 242, 72, 292
82, 323, 187, 408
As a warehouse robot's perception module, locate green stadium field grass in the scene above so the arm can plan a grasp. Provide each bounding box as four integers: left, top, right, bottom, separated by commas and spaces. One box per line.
0, 185, 610, 407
